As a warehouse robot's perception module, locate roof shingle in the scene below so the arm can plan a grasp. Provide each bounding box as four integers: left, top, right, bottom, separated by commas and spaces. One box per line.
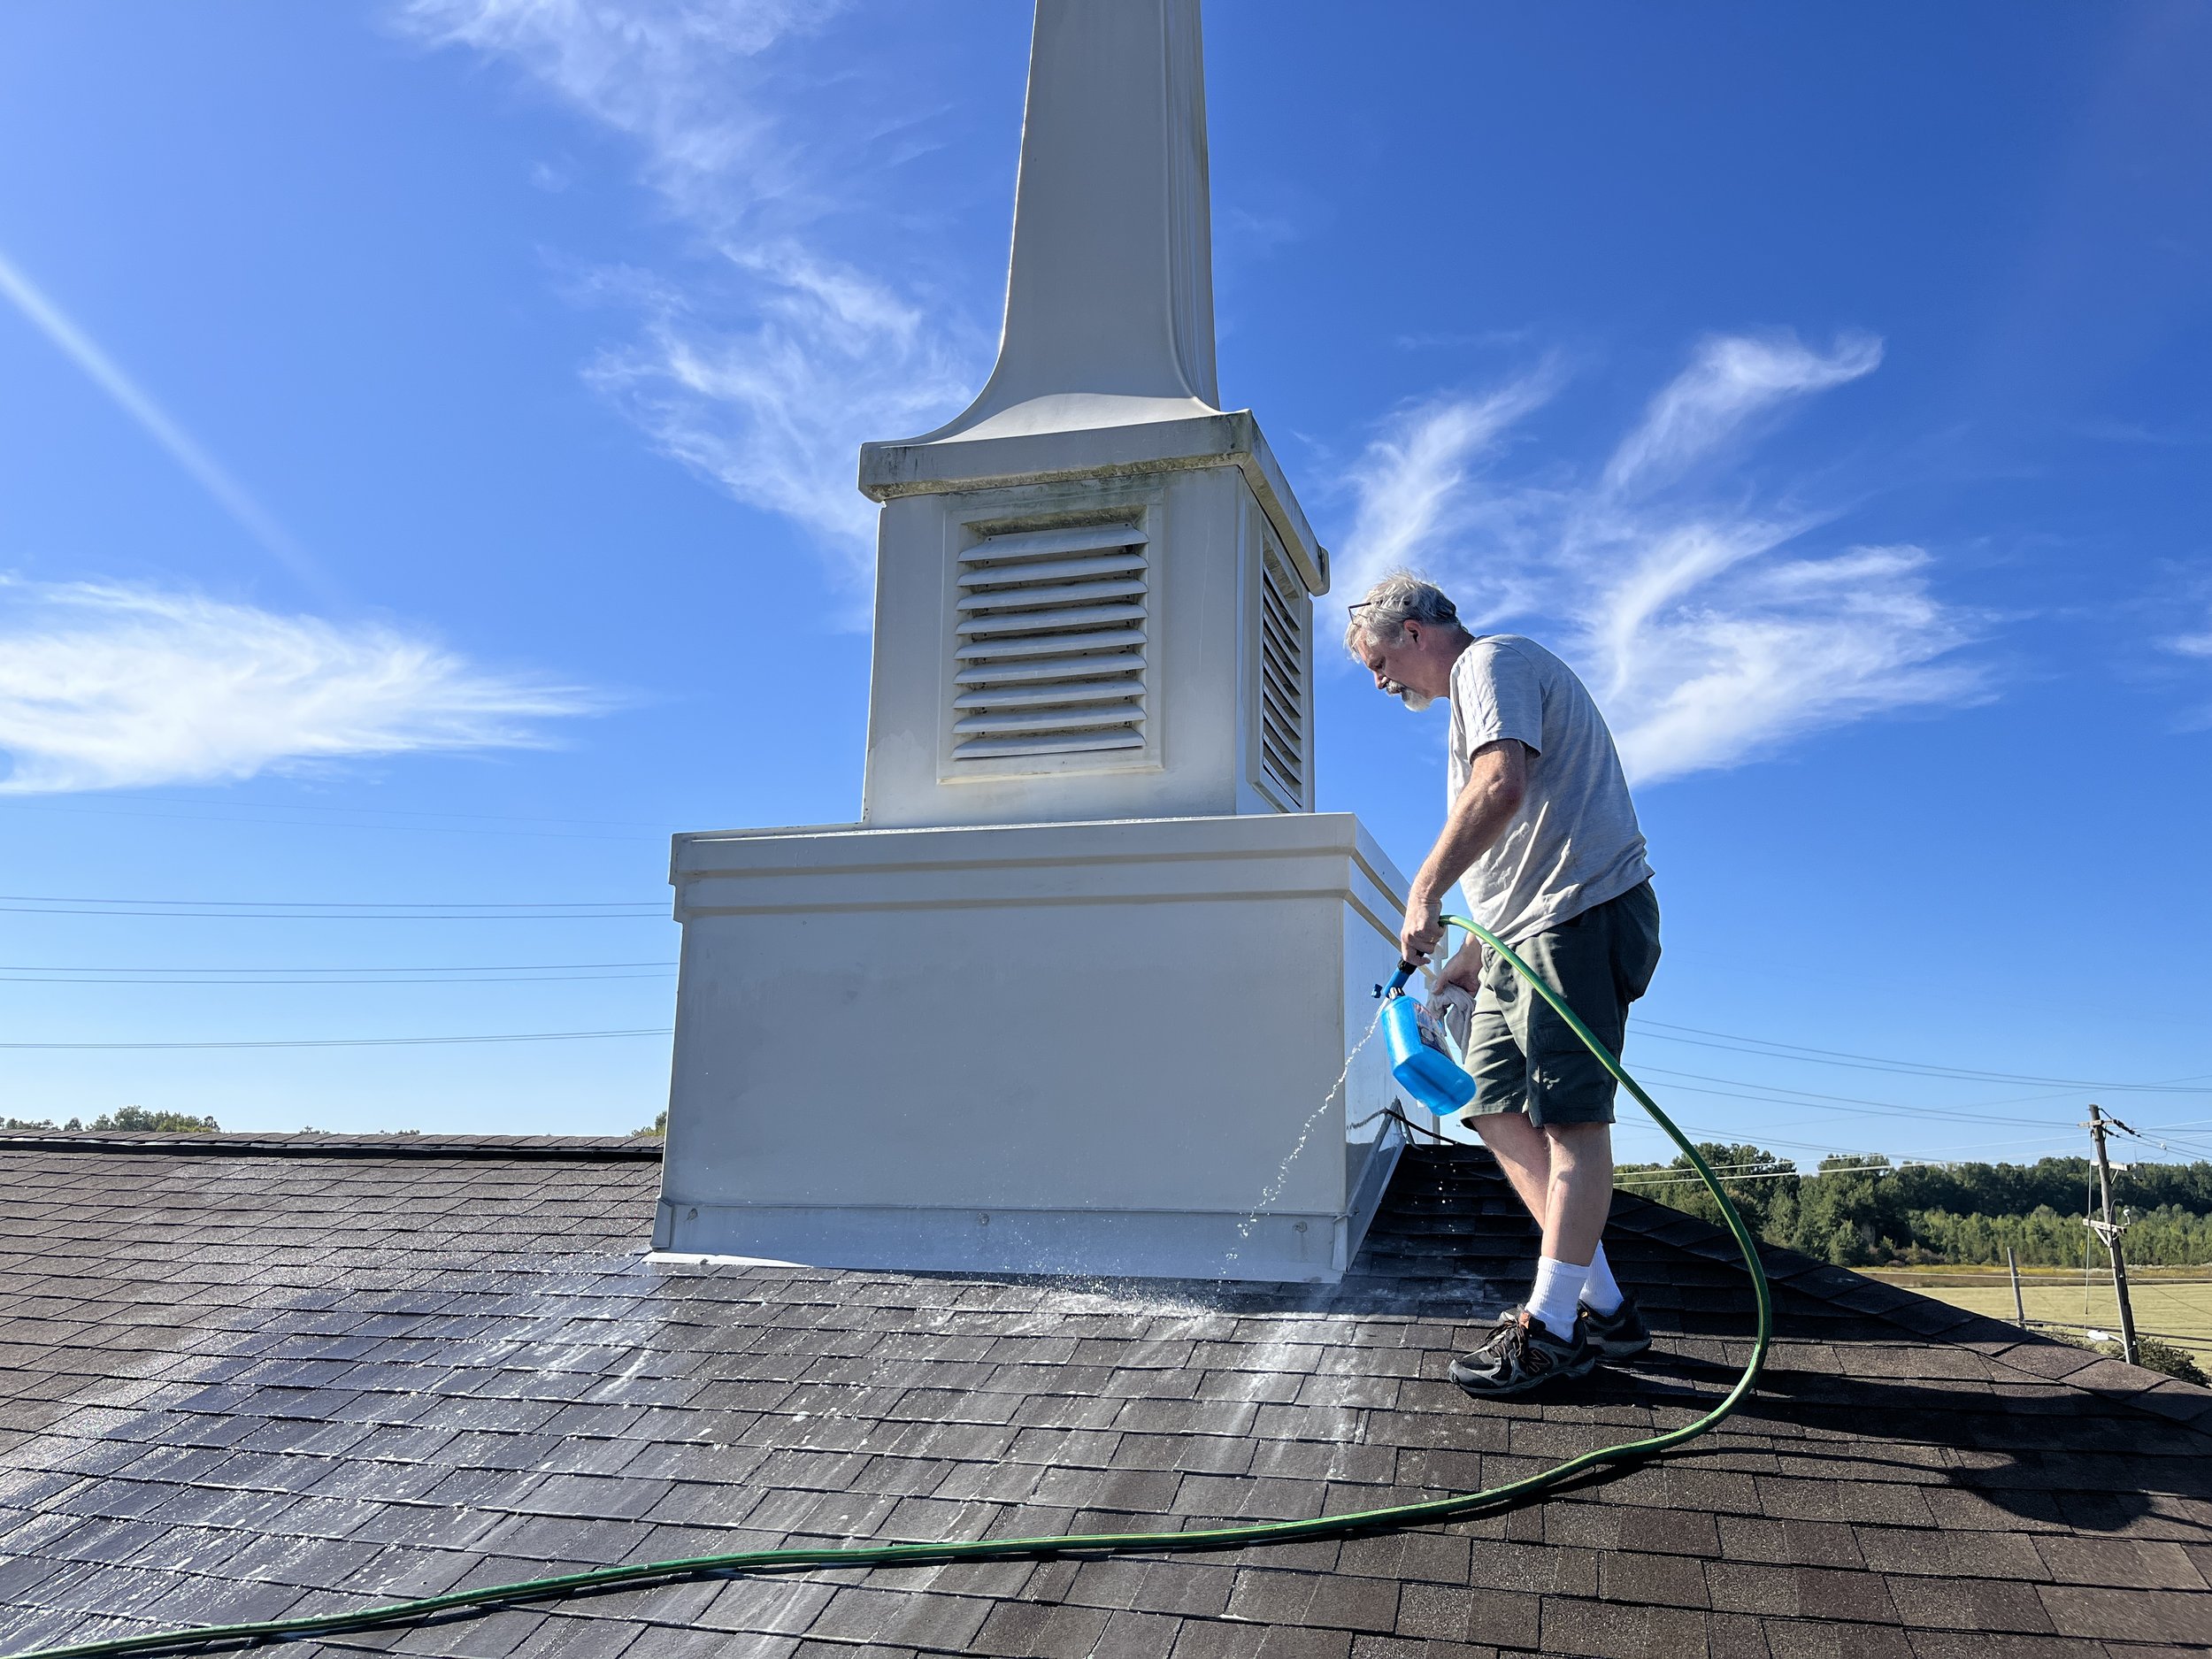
0, 1134, 2204, 1657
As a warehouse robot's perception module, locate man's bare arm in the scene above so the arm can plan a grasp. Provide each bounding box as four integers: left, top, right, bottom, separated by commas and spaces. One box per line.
1399, 739, 1528, 966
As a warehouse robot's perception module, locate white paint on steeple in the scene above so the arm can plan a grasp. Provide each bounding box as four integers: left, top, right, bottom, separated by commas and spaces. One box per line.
657, 1, 1408, 1284
905, 0, 1220, 444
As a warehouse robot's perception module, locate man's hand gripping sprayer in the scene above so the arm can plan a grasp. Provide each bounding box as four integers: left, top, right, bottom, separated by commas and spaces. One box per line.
1378, 952, 1479, 1117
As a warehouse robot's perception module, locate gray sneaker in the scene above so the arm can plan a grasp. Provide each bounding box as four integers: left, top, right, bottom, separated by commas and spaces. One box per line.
1448, 1308, 1597, 1396
1578, 1294, 1653, 1363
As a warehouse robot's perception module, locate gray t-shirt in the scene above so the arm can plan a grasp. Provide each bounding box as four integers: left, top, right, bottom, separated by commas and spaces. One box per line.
1447, 634, 1652, 945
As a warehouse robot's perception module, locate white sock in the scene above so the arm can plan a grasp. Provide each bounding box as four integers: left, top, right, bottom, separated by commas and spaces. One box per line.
1579, 1243, 1624, 1316
1526, 1256, 1589, 1341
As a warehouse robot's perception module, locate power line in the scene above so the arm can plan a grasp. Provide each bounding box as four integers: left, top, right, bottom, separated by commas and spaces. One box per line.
1636, 1019, 2212, 1095
1622, 1108, 2211, 1181
2112, 1120, 2212, 1163
1643, 1063, 2080, 1113
71, 791, 661, 830
0, 972, 674, 986
0, 961, 679, 973
0, 894, 658, 908
1652, 1120, 2085, 1164
0, 1028, 674, 1050
0, 910, 664, 921
1715, 1125, 2089, 1161
1619, 1157, 1805, 1177
1617, 1160, 1931, 1189
1648, 1084, 2211, 1161
0, 800, 659, 843
0, 902, 665, 921
1636, 1066, 2076, 1129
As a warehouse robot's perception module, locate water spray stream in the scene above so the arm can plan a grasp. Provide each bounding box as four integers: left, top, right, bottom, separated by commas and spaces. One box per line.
1227, 1008, 1387, 1266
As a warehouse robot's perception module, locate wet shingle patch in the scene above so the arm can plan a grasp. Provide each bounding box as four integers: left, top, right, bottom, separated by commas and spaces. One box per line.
0, 1135, 2204, 1656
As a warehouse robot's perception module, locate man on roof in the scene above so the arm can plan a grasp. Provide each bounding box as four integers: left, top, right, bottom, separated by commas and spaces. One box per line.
1346, 572, 1661, 1397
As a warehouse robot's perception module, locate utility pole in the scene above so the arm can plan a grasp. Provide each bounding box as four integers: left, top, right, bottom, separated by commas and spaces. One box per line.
2006, 1246, 2026, 1326
2085, 1103, 2139, 1367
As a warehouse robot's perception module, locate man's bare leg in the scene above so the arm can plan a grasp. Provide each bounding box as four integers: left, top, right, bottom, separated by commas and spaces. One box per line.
1471, 1114, 1611, 1263
1470, 1110, 1553, 1234
1541, 1122, 1612, 1265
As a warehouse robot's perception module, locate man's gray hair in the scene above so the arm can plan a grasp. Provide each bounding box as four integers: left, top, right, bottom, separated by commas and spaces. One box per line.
1343, 571, 1463, 657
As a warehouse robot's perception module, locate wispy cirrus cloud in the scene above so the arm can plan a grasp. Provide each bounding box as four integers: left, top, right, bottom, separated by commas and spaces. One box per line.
1603, 331, 1883, 495
0, 580, 603, 794
2166, 605, 2212, 730
1340, 331, 1985, 784
1337, 369, 1563, 612
581, 247, 979, 569
401, 0, 832, 228
397, 0, 982, 594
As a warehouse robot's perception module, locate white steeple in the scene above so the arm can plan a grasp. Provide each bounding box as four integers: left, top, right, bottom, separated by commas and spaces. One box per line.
912, 0, 1220, 444
657, 2, 1408, 1289
855, 0, 1325, 830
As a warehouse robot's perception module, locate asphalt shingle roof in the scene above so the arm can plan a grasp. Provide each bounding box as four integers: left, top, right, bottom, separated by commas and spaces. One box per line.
0, 1133, 2207, 1657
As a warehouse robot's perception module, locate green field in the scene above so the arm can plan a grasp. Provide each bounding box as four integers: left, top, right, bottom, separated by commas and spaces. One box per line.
1862, 1266, 2212, 1366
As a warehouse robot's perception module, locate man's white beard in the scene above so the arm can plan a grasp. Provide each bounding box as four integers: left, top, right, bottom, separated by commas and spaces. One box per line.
1385, 680, 1435, 713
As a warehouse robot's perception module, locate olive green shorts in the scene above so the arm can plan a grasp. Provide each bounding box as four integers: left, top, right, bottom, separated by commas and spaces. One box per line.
1452, 881, 1661, 1129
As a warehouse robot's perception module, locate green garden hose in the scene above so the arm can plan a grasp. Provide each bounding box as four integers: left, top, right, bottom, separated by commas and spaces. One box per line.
15, 913, 1771, 1659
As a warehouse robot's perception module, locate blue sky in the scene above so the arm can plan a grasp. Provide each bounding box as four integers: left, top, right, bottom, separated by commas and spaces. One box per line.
0, 2, 2207, 1172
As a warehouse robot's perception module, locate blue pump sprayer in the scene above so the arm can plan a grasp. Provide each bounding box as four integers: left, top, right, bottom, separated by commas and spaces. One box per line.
1378, 960, 1478, 1117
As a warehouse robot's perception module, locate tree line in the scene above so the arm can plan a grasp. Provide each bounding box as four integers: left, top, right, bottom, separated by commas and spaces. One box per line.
1616, 1146, 2212, 1268
3, 1106, 221, 1133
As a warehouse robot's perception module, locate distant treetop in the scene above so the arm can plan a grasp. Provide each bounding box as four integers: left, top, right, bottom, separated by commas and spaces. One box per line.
2, 1106, 220, 1133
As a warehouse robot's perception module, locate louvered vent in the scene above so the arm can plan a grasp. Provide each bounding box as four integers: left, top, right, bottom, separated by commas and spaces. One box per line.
952, 523, 1148, 765
1256, 540, 1308, 805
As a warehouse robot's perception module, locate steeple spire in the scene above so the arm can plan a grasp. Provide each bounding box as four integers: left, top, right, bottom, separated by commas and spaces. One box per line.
915, 0, 1219, 442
